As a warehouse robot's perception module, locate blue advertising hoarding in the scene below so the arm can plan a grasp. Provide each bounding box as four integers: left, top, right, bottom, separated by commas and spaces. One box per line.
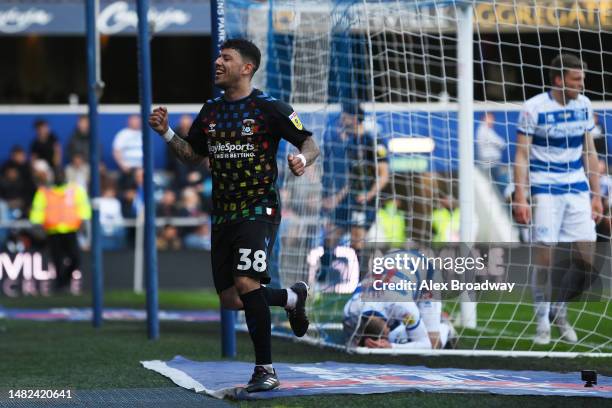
0, 0, 211, 35
1, 105, 610, 172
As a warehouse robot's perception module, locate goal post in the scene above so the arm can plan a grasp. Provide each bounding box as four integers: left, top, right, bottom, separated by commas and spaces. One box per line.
220, 0, 612, 357
457, 2, 477, 329
210, 0, 238, 358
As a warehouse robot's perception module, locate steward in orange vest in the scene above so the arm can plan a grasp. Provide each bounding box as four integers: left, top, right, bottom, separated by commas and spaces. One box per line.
29, 169, 91, 292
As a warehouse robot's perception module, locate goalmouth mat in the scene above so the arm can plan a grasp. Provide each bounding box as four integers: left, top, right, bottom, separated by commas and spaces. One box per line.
141, 356, 612, 400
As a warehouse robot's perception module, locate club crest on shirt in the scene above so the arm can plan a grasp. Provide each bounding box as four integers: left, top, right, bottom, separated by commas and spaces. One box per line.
289, 111, 304, 130
207, 121, 216, 135
242, 118, 255, 136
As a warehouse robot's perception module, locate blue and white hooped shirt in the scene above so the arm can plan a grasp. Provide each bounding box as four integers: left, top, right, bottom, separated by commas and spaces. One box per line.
517, 91, 595, 195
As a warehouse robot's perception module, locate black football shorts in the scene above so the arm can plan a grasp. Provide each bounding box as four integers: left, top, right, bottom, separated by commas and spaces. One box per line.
211, 219, 278, 293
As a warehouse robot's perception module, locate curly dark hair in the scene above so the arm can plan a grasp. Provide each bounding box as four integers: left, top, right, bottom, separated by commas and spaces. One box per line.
220, 38, 261, 76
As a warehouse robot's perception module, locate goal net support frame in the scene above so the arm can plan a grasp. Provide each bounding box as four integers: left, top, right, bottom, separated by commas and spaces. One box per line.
220, 0, 612, 358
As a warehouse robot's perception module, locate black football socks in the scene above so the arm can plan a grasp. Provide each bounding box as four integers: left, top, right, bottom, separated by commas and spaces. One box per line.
262, 286, 288, 308
240, 288, 272, 365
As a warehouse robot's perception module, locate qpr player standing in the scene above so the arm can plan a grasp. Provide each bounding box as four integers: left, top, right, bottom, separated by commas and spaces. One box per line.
513, 54, 603, 345
149, 39, 320, 392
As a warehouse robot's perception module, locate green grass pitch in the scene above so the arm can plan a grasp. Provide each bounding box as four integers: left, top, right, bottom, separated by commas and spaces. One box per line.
1, 290, 610, 407
306, 292, 612, 354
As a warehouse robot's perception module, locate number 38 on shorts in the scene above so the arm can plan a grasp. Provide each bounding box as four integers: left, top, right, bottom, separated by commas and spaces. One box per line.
237, 248, 267, 272
211, 220, 277, 292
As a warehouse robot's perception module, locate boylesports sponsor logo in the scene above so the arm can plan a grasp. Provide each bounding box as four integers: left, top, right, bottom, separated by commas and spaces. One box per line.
208, 141, 256, 159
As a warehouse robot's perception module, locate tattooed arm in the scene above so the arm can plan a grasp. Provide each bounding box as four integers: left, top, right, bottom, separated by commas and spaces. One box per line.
149, 106, 207, 165
167, 135, 207, 165
288, 136, 320, 176
299, 136, 320, 166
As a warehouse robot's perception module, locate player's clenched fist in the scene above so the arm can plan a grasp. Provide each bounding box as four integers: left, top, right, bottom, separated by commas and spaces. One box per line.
512, 198, 531, 225
287, 153, 306, 176
149, 106, 169, 134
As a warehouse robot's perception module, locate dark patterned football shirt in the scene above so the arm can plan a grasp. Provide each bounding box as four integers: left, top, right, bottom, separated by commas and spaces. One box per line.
185, 89, 312, 225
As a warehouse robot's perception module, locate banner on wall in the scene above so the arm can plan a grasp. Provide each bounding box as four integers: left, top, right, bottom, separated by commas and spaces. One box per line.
2, 1, 611, 36
0, 0, 211, 35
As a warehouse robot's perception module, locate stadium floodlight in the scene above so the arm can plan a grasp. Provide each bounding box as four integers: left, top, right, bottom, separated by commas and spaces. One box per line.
220, 0, 612, 357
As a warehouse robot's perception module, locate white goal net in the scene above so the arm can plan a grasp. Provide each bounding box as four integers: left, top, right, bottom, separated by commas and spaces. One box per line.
224, 0, 612, 357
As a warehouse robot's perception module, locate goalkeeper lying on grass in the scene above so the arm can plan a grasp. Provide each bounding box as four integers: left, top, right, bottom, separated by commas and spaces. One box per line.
343, 250, 456, 349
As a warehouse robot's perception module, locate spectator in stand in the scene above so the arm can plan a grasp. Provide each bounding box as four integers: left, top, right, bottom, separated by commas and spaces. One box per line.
0, 166, 30, 220
376, 198, 405, 248
476, 112, 509, 197
0, 146, 36, 217
113, 114, 143, 189
98, 185, 126, 250
157, 224, 182, 250
65, 153, 90, 190
156, 189, 180, 218
2, 146, 34, 189
432, 194, 460, 242
67, 115, 90, 162
178, 187, 203, 216
98, 162, 113, 194
177, 187, 204, 237
119, 168, 144, 245
32, 159, 53, 187
120, 168, 144, 219
184, 220, 212, 250
0, 198, 8, 243
30, 118, 61, 169
175, 114, 193, 138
